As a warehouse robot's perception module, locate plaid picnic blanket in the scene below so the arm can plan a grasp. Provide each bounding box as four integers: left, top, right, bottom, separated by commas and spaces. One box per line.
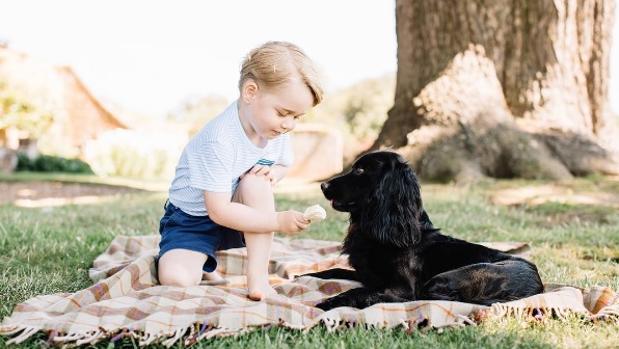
1, 235, 618, 347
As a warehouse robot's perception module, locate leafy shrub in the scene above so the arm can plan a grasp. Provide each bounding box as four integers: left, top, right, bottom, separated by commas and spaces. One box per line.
16, 153, 93, 173
83, 129, 187, 179
0, 81, 54, 138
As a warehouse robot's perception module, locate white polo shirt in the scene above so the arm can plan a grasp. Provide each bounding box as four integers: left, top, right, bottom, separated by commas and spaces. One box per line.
168, 100, 293, 216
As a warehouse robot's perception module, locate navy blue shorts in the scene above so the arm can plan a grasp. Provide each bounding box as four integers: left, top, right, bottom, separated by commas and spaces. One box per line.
157, 200, 245, 272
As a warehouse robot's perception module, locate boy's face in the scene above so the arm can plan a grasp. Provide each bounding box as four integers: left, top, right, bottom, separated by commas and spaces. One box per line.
243, 78, 314, 140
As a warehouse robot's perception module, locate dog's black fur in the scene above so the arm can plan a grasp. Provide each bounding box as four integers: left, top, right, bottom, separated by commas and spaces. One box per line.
303, 151, 544, 310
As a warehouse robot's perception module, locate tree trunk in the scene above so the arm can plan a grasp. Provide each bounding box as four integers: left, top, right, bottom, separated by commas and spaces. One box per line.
374, 0, 619, 182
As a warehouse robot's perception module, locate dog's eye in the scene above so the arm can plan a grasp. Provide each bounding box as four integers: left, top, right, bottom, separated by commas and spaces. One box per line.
353, 168, 364, 175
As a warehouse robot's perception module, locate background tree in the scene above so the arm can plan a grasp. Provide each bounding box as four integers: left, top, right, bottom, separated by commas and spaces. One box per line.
373, 0, 619, 182
0, 81, 53, 140
167, 95, 228, 136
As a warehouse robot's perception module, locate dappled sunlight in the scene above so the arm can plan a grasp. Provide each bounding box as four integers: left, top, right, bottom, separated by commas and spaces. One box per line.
13, 195, 116, 208
15, 188, 36, 197
1, 178, 324, 208
490, 184, 619, 208
0, 180, 146, 207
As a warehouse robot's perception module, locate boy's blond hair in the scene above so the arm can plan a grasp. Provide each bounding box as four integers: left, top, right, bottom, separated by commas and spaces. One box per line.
239, 41, 323, 106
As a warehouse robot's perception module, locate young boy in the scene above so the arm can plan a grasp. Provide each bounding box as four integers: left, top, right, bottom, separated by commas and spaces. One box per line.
157, 41, 324, 301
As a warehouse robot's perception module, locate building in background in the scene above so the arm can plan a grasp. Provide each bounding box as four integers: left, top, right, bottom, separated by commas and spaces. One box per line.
0, 45, 127, 160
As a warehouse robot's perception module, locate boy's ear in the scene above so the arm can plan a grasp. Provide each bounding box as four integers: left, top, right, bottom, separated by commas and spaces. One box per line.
242, 79, 259, 103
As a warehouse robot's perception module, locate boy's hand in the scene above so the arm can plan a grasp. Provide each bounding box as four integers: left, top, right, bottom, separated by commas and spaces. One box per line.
276, 210, 310, 234
242, 165, 275, 184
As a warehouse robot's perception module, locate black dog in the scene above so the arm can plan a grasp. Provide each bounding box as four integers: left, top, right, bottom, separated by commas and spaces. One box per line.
303, 151, 544, 310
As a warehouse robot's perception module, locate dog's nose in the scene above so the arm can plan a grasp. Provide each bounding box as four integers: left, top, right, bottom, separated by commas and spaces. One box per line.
320, 182, 329, 192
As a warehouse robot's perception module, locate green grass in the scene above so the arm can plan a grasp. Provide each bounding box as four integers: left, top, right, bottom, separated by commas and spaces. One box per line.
1, 176, 618, 348
0, 171, 169, 191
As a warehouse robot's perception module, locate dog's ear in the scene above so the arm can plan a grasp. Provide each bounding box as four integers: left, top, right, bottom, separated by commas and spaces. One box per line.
361, 160, 423, 247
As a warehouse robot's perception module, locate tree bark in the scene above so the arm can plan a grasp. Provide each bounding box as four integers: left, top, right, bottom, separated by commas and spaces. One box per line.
374, 0, 619, 182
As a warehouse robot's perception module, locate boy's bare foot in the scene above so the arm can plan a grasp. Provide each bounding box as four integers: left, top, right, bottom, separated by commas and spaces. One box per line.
247, 282, 278, 301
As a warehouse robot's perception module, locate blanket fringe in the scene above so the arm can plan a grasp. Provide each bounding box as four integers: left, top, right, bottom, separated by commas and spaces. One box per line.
53, 331, 87, 343
3, 304, 617, 347
138, 331, 158, 346
489, 304, 587, 322
592, 304, 619, 321
456, 314, 476, 326
161, 327, 188, 347
399, 314, 431, 333
199, 327, 239, 341
320, 313, 457, 334
321, 317, 340, 332
0, 325, 22, 336
488, 302, 619, 324
75, 329, 106, 346
1, 322, 246, 348
5, 326, 41, 345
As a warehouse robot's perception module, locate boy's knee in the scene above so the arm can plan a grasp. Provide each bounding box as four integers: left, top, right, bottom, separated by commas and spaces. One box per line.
158, 264, 202, 287
237, 174, 273, 196
238, 173, 272, 190
235, 174, 275, 209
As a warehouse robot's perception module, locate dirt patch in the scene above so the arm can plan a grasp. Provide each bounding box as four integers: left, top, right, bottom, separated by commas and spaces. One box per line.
489, 184, 619, 208
529, 203, 616, 226
0, 181, 144, 206
489, 183, 619, 226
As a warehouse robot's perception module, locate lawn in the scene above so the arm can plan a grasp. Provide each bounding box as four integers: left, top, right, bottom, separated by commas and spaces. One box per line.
1, 174, 618, 348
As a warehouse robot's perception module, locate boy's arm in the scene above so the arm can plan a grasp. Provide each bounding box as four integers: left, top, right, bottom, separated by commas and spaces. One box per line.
270, 164, 289, 184
243, 164, 289, 185
204, 191, 306, 234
